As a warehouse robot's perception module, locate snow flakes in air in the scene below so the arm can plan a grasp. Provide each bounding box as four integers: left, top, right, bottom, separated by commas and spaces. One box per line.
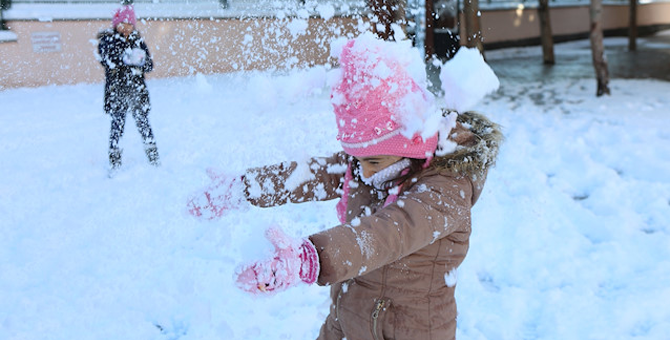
316, 4, 336, 20
287, 19, 308, 37
243, 34, 253, 46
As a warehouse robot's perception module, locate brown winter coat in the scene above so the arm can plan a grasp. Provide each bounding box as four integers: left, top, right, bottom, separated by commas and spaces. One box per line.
242, 112, 502, 340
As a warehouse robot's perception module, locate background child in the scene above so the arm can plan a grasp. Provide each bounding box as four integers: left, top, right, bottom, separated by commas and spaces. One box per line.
187, 33, 502, 340
97, 5, 159, 174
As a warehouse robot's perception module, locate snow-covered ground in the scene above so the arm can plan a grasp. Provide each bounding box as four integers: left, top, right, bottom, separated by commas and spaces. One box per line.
1, 35, 670, 340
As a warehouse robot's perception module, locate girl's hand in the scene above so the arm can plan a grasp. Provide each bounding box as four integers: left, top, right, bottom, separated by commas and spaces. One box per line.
186, 169, 247, 220
235, 226, 319, 295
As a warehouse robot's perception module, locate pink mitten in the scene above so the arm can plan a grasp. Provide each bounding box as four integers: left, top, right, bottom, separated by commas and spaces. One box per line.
235, 226, 320, 295
186, 168, 247, 220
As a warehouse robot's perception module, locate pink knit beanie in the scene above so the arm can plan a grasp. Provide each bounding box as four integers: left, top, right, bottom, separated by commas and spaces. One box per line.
331, 34, 438, 159
112, 5, 136, 28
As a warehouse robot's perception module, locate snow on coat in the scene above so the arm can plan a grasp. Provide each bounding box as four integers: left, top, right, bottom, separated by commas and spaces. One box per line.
97, 29, 153, 114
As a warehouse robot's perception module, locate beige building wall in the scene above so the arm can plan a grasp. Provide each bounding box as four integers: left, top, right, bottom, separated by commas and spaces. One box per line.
0, 17, 360, 89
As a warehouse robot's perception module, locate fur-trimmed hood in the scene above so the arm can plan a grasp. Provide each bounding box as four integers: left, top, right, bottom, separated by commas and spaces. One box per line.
431, 111, 503, 176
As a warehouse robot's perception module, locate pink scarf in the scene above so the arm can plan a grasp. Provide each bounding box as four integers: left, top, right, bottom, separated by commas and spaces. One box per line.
335, 163, 353, 224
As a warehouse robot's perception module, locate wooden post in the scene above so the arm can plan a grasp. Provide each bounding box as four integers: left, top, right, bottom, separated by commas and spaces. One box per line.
629, 0, 637, 51
538, 0, 555, 65
590, 0, 611, 96
462, 0, 483, 52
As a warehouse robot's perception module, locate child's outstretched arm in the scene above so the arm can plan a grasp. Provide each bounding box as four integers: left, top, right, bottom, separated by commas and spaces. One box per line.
243, 152, 348, 207
187, 152, 349, 220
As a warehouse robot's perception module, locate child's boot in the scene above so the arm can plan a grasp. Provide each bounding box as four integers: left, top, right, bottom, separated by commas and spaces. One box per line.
145, 143, 160, 166
109, 147, 122, 176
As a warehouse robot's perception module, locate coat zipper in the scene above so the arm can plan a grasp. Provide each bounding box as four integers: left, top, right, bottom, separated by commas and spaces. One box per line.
372, 299, 386, 340
371, 265, 389, 340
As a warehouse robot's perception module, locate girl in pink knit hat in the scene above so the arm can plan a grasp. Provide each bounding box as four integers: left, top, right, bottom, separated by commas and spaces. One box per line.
97, 5, 159, 175
187, 33, 502, 340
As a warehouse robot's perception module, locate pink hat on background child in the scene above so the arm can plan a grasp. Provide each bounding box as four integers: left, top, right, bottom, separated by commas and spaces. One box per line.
112, 5, 136, 28
331, 34, 439, 159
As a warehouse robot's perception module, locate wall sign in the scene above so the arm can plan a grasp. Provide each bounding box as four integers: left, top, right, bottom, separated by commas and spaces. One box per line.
31, 31, 62, 53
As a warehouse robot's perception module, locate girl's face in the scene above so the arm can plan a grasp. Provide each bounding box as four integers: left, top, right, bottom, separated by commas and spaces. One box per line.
116, 22, 134, 37
355, 155, 403, 179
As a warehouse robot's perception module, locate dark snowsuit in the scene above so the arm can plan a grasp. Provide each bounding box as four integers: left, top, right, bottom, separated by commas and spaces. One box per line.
97, 28, 159, 168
